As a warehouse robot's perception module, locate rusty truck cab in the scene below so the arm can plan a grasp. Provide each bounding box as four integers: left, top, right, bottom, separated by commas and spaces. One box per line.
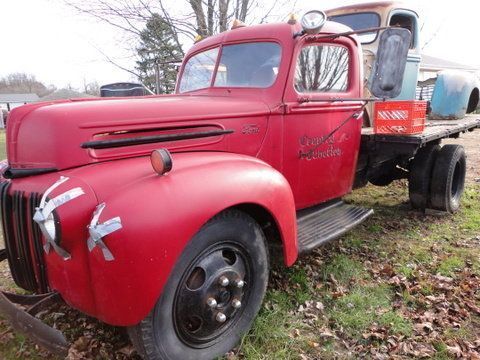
327, 1, 421, 124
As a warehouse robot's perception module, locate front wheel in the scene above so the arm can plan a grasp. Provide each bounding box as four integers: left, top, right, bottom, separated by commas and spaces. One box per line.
129, 210, 269, 360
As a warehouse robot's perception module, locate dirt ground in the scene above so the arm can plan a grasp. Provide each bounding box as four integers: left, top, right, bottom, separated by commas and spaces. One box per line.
444, 129, 480, 183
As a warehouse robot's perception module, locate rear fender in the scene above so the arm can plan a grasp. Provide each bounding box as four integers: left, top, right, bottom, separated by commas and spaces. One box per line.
430, 70, 479, 119
85, 152, 296, 326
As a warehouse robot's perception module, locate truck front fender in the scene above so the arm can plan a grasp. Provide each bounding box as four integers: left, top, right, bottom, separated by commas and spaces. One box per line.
82, 152, 297, 326
430, 70, 479, 120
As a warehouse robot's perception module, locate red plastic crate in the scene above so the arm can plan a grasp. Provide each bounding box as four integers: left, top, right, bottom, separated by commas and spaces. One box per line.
374, 100, 427, 135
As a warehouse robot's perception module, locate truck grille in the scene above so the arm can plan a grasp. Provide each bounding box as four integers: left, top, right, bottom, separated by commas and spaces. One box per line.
0, 181, 49, 293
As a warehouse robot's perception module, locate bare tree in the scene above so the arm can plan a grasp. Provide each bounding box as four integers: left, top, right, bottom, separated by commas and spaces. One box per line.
65, 0, 293, 42
65, 0, 189, 54
65, 0, 295, 86
0, 73, 56, 97
188, 0, 290, 36
83, 79, 101, 96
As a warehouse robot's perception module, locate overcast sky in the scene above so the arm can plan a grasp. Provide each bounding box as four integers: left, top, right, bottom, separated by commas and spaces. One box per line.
1, 0, 479, 89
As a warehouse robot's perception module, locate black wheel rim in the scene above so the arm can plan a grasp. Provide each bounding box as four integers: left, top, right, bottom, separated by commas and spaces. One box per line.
173, 242, 251, 348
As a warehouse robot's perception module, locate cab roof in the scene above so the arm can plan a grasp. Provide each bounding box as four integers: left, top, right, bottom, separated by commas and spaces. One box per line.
326, 1, 399, 13
187, 21, 354, 55
326, 1, 418, 18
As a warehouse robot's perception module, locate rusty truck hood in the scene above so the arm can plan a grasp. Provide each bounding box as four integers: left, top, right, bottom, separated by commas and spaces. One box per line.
6, 94, 271, 172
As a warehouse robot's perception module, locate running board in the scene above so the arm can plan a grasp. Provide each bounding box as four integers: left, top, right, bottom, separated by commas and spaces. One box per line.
297, 200, 373, 254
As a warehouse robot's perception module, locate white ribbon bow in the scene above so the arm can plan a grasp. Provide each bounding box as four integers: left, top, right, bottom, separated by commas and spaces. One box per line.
87, 203, 122, 261
33, 176, 84, 260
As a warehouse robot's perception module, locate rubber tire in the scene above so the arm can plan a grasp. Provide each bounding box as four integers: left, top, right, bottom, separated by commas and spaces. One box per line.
430, 145, 466, 213
409, 144, 441, 210
128, 210, 269, 360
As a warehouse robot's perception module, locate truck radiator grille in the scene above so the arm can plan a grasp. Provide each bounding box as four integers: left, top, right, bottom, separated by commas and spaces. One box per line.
0, 182, 48, 293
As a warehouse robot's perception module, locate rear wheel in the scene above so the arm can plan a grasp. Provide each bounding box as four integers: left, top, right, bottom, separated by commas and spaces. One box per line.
430, 145, 466, 213
409, 144, 440, 210
129, 210, 269, 360
467, 88, 479, 113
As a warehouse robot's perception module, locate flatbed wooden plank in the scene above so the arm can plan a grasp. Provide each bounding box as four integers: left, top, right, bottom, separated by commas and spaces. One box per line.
361, 115, 480, 145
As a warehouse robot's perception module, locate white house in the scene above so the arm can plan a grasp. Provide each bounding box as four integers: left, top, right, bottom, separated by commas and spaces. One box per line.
0, 93, 39, 111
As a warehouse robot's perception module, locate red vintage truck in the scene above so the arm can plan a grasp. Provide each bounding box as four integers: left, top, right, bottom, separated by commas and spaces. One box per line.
0, 10, 479, 360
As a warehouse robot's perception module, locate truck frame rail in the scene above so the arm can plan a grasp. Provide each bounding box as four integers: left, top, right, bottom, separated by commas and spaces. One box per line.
356, 116, 480, 188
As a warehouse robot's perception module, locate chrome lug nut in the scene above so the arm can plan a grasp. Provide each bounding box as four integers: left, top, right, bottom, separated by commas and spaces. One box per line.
219, 276, 230, 287
216, 312, 227, 323
234, 279, 245, 288
206, 297, 217, 308
232, 299, 242, 309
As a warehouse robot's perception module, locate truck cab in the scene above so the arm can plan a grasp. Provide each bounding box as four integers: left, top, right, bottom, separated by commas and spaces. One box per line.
326, 1, 480, 121
175, 19, 364, 208
327, 1, 420, 102
0, 9, 477, 360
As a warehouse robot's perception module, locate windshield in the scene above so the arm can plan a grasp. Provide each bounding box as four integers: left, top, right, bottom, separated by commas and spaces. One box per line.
329, 12, 380, 44
178, 48, 219, 93
178, 42, 281, 93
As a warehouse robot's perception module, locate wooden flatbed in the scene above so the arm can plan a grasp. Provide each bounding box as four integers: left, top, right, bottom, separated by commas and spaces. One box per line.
361, 116, 480, 146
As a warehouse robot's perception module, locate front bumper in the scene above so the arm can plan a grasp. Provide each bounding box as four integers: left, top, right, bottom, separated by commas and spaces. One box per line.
0, 250, 69, 356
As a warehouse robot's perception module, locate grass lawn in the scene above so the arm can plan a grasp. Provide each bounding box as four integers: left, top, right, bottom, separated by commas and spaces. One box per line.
0, 130, 5, 160
233, 182, 480, 359
0, 181, 478, 359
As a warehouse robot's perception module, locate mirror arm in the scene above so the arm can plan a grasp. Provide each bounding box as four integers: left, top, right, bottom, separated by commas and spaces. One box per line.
293, 30, 306, 39
302, 25, 398, 41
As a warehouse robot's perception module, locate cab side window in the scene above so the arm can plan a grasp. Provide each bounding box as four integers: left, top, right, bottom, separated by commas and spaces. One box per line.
295, 44, 349, 93
389, 14, 416, 49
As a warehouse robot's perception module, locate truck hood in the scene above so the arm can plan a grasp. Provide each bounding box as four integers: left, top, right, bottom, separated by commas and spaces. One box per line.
6, 95, 271, 173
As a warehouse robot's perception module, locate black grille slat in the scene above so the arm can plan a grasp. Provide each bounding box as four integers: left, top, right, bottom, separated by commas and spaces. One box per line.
16, 192, 33, 290
11, 191, 26, 288
0, 182, 18, 286
0, 183, 48, 293
0, 182, 23, 287
13, 191, 37, 291
30, 192, 48, 293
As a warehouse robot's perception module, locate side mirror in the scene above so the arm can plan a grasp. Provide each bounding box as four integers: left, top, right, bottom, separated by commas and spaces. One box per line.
369, 28, 411, 98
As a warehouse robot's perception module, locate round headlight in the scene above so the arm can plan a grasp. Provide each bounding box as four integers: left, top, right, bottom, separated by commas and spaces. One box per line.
301, 10, 327, 34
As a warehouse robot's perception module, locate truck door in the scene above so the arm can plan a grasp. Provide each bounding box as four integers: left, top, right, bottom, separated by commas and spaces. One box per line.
388, 10, 421, 101
282, 37, 364, 209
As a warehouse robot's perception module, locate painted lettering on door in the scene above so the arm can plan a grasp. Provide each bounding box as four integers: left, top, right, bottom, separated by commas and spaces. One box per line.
298, 134, 342, 160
